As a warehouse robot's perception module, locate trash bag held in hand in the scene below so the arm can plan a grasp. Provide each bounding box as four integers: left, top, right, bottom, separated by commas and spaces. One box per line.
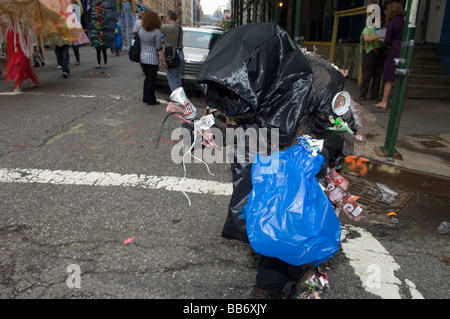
244, 140, 341, 266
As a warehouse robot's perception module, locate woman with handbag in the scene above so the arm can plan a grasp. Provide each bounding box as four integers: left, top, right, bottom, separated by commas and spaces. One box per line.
139, 10, 167, 105
161, 10, 184, 93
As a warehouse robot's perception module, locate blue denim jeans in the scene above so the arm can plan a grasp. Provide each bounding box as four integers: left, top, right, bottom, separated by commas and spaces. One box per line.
55, 45, 70, 74
166, 50, 184, 92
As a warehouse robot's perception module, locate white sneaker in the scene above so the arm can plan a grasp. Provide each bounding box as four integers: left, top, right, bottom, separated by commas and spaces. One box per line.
57, 65, 62, 69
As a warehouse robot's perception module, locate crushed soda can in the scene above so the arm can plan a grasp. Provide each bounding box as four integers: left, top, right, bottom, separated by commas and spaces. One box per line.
325, 168, 363, 221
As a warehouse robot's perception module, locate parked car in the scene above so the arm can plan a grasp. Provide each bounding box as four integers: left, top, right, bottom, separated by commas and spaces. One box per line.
157, 27, 223, 89
200, 25, 224, 32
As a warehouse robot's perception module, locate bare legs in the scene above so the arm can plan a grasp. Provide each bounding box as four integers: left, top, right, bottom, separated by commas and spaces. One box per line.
375, 80, 394, 109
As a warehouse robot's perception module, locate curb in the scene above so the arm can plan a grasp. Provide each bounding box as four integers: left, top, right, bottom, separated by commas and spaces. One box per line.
343, 155, 450, 199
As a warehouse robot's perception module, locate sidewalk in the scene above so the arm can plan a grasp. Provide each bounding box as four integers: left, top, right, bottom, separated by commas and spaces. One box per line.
345, 78, 450, 198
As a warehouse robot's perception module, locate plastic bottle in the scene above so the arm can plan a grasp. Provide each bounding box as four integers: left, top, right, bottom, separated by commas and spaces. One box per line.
437, 221, 450, 234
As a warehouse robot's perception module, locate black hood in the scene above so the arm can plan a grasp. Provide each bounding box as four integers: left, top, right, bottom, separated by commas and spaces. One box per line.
196, 23, 313, 146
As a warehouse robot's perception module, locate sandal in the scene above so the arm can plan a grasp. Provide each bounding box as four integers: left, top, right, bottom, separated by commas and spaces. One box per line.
371, 97, 382, 102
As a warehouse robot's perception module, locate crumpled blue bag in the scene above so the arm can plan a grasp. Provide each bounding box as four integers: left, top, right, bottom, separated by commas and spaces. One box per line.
244, 140, 341, 266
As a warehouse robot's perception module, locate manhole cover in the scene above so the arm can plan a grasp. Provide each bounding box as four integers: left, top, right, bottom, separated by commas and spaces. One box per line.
421, 140, 446, 148
342, 172, 410, 225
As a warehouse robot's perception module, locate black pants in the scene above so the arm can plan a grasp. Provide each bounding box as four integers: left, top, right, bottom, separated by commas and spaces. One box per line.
142, 63, 158, 105
359, 48, 385, 99
72, 45, 80, 63
54, 45, 70, 74
96, 47, 107, 65
255, 256, 290, 294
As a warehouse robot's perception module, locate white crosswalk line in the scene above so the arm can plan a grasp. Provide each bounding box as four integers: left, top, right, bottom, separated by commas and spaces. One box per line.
341, 225, 424, 299
0, 167, 232, 196
0, 167, 424, 299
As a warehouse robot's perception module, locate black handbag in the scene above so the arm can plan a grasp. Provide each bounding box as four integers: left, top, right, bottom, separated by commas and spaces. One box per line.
164, 46, 180, 68
164, 26, 181, 68
129, 29, 141, 63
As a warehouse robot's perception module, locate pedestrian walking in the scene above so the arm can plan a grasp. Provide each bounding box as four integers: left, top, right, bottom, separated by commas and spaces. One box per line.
138, 10, 167, 105
72, 30, 90, 65
375, 2, 405, 109
161, 10, 184, 93
113, 23, 123, 56
54, 43, 71, 78
5, 29, 39, 90
88, 0, 117, 69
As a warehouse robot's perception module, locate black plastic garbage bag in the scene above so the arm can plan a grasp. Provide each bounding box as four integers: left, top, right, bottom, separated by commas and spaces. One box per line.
197, 23, 313, 147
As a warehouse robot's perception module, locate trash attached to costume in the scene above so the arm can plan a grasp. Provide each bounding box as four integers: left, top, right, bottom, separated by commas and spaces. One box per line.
196, 23, 358, 265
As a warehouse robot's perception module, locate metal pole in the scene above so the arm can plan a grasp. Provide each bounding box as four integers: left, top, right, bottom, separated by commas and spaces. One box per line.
381, 0, 419, 162
294, 0, 302, 44
421, 0, 430, 44
275, 0, 279, 24
262, 0, 266, 22
253, 0, 258, 23
240, 0, 244, 25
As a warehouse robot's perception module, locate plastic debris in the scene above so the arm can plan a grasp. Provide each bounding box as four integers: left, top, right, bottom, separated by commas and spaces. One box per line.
437, 221, 450, 234
331, 91, 351, 116
326, 116, 354, 135
299, 135, 324, 157
295, 268, 331, 299
375, 183, 399, 205
349, 98, 377, 142
124, 238, 134, 245
387, 212, 399, 229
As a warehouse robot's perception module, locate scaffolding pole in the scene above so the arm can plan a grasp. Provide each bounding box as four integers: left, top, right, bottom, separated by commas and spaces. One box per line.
379, 0, 420, 162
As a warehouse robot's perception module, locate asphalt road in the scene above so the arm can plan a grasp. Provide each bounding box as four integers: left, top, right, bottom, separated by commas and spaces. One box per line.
0, 46, 448, 305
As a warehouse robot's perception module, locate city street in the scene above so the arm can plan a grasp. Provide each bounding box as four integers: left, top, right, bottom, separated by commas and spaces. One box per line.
0, 46, 448, 303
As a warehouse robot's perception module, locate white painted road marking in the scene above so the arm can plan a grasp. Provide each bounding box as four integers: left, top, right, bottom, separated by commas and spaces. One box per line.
0, 168, 233, 196
341, 225, 424, 299
0, 167, 424, 299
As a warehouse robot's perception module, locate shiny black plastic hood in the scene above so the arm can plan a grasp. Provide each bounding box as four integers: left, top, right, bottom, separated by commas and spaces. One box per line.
196, 23, 313, 145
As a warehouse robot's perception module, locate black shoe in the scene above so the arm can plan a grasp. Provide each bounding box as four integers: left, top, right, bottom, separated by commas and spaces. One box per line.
148, 101, 160, 106
63, 72, 69, 78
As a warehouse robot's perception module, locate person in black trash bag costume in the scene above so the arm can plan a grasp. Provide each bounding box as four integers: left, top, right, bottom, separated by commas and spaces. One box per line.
196, 23, 354, 299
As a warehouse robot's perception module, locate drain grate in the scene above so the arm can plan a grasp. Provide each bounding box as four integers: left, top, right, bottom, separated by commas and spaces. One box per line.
341, 172, 410, 224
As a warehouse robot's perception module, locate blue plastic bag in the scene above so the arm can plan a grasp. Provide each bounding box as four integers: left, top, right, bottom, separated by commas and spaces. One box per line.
244, 139, 341, 266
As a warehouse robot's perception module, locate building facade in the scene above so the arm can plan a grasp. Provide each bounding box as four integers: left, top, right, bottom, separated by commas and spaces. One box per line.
231, 0, 450, 77
140, 0, 202, 25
